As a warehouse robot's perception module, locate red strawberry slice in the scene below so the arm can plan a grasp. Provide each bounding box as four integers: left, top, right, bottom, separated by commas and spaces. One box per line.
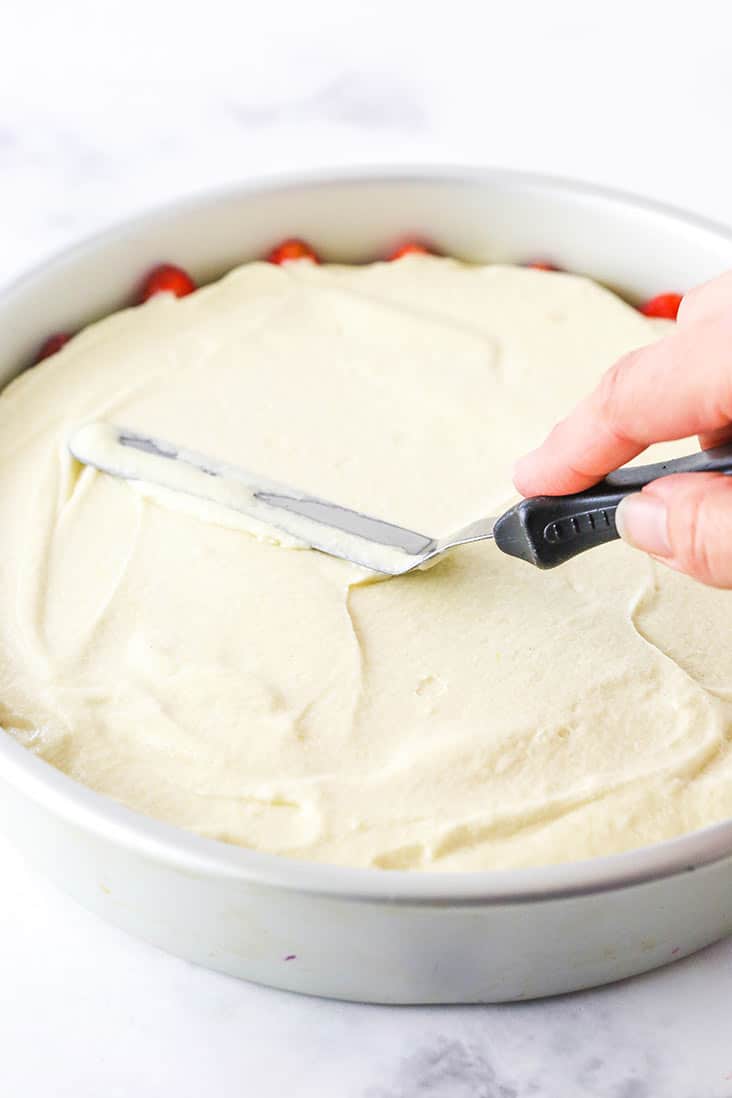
267, 239, 319, 265
639, 292, 683, 320
526, 261, 560, 271
138, 263, 197, 303
387, 240, 431, 261
35, 332, 72, 363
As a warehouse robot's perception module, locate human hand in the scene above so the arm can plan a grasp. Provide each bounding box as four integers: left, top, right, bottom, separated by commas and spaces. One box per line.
513, 272, 732, 588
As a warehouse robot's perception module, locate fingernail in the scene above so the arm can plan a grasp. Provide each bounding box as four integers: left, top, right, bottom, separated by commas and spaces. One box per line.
615, 494, 671, 556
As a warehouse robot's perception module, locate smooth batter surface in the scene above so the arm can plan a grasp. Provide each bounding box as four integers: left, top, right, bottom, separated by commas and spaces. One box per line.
2, 257, 731, 870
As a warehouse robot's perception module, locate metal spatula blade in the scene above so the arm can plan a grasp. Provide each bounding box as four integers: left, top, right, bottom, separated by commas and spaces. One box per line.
68, 423, 490, 575
68, 423, 732, 573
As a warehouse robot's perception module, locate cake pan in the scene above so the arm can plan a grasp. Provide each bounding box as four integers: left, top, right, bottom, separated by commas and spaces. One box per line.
1, 167, 732, 1004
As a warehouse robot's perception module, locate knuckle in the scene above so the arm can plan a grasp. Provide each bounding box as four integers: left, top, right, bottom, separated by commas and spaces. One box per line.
688, 497, 714, 583
596, 355, 638, 445
669, 485, 730, 586
676, 270, 732, 326
702, 316, 732, 421
675, 289, 696, 326
716, 308, 732, 345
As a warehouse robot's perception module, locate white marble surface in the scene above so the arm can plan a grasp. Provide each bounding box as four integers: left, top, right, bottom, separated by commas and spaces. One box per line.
3, 1, 732, 1094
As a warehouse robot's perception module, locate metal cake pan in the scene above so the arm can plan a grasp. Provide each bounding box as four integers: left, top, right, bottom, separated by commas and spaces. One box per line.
1, 167, 731, 1003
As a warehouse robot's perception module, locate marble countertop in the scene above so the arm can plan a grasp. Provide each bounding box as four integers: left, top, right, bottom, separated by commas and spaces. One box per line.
3, 1, 732, 1094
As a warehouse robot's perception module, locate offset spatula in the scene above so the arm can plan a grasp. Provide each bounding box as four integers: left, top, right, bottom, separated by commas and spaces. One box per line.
69, 423, 732, 574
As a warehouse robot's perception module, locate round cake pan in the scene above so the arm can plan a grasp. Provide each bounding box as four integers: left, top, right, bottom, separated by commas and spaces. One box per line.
1, 167, 732, 1004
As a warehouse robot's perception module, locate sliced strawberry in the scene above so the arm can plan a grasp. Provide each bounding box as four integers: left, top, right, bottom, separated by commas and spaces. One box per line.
35, 332, 72, 363
137, 263, 197, 303
526, 261, 560, 271
639, 292, 683, 320
387, 240, 431, 261
267, 239, 319, 265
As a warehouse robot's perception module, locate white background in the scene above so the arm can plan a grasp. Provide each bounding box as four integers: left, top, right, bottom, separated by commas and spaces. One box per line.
2, 1, 732, 1094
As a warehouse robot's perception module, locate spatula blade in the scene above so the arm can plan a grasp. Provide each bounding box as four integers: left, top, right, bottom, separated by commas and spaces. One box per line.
69, 423, 435, 575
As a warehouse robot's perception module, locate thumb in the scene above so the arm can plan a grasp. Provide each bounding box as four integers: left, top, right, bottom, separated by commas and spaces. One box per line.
615, 472, 732, 588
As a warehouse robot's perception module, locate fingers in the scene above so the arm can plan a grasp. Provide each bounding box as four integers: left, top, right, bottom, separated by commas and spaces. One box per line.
697, 423, 732, 451
689, 274, 732, 451
677, 270, 732, 328
514, 311, 732, 497
616, 472, 732, 588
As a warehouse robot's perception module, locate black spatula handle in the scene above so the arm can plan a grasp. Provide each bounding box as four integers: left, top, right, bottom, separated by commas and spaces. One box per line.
493, 444, 732, 569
